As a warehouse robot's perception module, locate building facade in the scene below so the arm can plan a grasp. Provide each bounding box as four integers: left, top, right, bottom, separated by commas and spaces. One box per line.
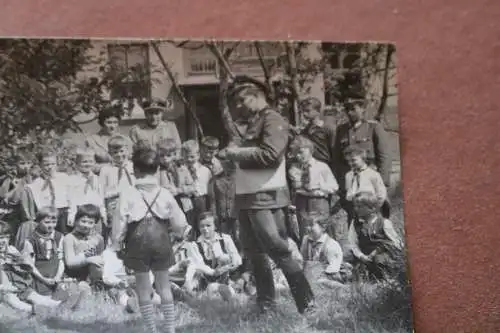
75, 40, 398, 143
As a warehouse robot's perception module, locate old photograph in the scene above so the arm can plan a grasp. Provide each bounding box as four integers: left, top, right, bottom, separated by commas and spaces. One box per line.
0, 39, 412, 333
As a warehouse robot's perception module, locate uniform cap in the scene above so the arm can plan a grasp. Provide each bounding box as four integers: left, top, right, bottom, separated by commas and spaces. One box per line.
142, 99, 167, 114
228, 75, 270, 99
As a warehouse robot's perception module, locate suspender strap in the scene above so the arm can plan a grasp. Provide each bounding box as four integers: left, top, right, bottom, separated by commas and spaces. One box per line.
139, 189, 162, 219
218, 233, 227, 254
196, 241, 210, 266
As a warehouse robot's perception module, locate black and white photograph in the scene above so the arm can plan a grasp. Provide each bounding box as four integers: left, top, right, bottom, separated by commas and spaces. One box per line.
0, 39, 412, 333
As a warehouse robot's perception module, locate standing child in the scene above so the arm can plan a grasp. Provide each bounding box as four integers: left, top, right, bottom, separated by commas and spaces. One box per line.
208, 159, 238, 248
21, 148, 72, 234
63, 204, 105, 287
156, 138, 181, 196
348, 192, 402, 281
19, 207, 64, 296
99, 135, 135, 244
0, 149, 36, 240
288, 136, 339, 243
200, 136, 224, 177
0, 220, 82, 313
343, 145, 388, 222
192, 212, 242, 302
68, 148, 107, 237
110, 146, 190, 333
177, 140, 212, 235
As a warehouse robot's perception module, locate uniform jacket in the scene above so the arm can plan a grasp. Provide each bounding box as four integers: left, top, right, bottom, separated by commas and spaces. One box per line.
229, 108, 290, 210
129, 121, 181, 149
334, 120, 392, 188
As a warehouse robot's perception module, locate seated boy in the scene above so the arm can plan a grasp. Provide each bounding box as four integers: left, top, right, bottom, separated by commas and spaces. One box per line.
192, 212, 242, 301
300, 214, 352, 287
0, 220, 82, 313
63, 204, 106, 288
288, 136, 339, 243
348, 192, 403, 282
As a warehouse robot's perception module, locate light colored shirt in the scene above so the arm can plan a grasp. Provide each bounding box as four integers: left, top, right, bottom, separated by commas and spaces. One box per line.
68, 172, 107, 226
63, 232, 105, 269
194, 233, 242, 269
111, 176, 188, 248
345, 165, 387, 204
289, 158, 339, 197
23, 172, 71, 211
129, 121, 182, 149
177, 163, 212, 196
300, 233, 343, 274
99, 161, 135, 199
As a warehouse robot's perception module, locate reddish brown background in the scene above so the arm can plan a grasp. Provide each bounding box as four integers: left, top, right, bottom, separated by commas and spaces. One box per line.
1, 1, 499, 332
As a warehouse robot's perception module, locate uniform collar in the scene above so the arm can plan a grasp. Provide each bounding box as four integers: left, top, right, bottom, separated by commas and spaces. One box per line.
135, 175, 159, 187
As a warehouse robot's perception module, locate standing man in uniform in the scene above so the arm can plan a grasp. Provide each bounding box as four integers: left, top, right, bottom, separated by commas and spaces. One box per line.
218, 76, 314, 315
334, 92, 392, 218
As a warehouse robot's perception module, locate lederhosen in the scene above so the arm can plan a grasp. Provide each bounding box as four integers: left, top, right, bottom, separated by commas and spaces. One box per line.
123, 189, 175, 272
196, 234, 230, 290
29, 231, 63, 295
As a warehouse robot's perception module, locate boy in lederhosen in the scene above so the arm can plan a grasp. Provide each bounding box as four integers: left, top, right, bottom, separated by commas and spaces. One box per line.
110, 146, 190, 333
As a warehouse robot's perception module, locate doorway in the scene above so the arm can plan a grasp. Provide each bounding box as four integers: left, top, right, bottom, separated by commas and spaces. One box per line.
182, 84, 229, 146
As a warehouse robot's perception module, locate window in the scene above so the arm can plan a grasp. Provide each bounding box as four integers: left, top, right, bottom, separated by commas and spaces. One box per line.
107, 43, 151, 100
322, 43, 362, 106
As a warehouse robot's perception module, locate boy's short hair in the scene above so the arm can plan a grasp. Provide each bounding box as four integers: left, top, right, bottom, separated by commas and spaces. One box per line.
353, 192, 380, 211
304, 212, 330, 230
98, 105, 122, 126
182, 140, 199, 154
37, 147, 58, 163
36, 206, 58, 223
201, 136, 220, 150
108, 135, 130, 151
343, 145, 366, 158
74, 204, 102, 224
132, 146, 159, 175
74, 148, 96, 163
0, 220, 12, 237
156, 138, 179, 153
291, 136, 315, 152
199, 211, 215, 224
299, 97, 322, 112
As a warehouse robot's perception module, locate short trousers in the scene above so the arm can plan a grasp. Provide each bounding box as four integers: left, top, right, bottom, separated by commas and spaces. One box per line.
123, 217, 175, 273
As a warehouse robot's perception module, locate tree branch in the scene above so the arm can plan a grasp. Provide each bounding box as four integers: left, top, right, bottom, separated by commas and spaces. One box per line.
254, 41, 276, 103
205, 41, 235, 80
375, 44, 395, 122
150, 41, 205, 138
285, 41, 300, 126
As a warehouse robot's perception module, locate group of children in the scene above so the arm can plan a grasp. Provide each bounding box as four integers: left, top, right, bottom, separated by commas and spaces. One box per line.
0, 114, 403, 332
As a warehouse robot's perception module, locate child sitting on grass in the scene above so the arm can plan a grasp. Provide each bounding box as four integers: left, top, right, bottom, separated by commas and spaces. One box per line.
300, 214, 352, 288
348, 192, 403, 281
63, 204, 105, 288
0, 220, 82, 313
192, 212, 242, 302
19, 207, 64, 296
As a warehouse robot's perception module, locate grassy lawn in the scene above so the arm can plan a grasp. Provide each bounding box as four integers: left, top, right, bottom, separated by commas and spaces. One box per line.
0, 185, 412, 333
